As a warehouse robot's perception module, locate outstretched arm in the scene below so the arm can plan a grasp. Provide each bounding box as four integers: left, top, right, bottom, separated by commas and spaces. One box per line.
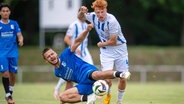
70, 24, 93, 52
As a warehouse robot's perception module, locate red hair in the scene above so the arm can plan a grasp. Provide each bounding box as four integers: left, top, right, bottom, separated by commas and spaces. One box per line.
91, 0, 108, 9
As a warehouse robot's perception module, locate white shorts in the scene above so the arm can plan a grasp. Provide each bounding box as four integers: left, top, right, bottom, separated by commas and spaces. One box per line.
75, 48, 94, 65
100, 44, 129, 72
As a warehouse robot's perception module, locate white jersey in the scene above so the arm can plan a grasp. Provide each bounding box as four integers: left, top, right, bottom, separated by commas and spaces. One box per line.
85, 12, 128, 71
66, 19, 93, 64
85, 12, 126, 46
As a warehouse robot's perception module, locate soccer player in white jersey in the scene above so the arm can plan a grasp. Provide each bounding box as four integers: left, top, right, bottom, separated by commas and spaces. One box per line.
53, 10, 94, 100
0, 3, 24, 104
80, 0, 131, 104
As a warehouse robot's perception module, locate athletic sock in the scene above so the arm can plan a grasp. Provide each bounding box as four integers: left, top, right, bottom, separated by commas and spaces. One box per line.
117, 89, 125, 103
2, 77, 10, 94
107, 86, 112, 94
9, 86, 14, 95
113, 71, 122, 78
81, 95, 87, 101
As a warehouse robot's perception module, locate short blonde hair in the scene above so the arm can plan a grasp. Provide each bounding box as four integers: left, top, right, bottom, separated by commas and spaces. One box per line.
91, 0, 108, 9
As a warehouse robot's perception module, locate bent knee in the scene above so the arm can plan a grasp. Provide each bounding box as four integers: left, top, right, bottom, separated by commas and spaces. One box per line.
59, 93, 67, 102
119, 78, 126, 83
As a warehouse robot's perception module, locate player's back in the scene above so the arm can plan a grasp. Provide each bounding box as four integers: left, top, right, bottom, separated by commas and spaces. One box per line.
54, 47, 97, 83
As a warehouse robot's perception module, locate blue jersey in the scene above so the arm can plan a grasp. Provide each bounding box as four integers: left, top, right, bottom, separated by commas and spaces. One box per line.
54, 47, 98, 83
0, 19, 21, 58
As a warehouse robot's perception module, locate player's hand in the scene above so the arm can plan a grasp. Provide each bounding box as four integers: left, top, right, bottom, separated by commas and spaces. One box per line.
80, 6, 88, 13
97, 42, 103, 47
53, 88, 60, 100
75, 49, 82, 55
87, 24, 93, 31
18, 39, 24, 46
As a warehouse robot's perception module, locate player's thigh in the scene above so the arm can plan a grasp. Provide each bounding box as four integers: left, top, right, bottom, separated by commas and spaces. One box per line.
115, 56, 129, 72
100, 53, 114, 71
9, 58, 18, 73
0, 57, 9, 72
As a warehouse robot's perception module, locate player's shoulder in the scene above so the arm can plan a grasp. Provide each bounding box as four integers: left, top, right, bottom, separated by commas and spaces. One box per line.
86, 12, 95, 17
9, 19, 18, 24
106, 13, 118, 24
69, 20, 79, 27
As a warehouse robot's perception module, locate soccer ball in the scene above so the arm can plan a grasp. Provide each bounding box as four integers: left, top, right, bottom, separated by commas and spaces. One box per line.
92, 80, 109, 96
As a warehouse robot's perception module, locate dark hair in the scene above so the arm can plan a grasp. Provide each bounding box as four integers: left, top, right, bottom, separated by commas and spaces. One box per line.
0, 3, 11, 11
42, 48, 51, 59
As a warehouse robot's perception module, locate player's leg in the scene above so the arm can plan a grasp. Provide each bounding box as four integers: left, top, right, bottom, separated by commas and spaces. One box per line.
91, 70, 128, 79
0, 58, 14, 104
103, 79, 112, 104
99, 51, 114, 104
9, 58, 18, 95
9, 72, 16, 94
60, 87, 81, 103
76, 83, 96, 104
60, 83, 96, 104
115, 56, 130, 104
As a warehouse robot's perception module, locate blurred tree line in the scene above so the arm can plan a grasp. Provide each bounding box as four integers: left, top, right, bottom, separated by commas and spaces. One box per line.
1, 0, 183, 46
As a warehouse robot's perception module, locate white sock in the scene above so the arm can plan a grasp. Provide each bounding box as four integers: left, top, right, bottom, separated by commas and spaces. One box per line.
107, 86, 112, 94
80, 95, 83, 101
55, 78, 65, 90
113, 71, 117, 77
6, 93, 11, 97
9, 86, 14, 92
117, 89, 125, 103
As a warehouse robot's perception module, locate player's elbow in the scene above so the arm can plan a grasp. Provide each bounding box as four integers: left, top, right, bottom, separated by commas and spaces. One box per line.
110, 40, 117, 45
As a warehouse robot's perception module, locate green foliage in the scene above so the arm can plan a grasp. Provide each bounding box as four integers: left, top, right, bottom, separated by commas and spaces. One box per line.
82, 0, 182, 46
3, 0, 183, 46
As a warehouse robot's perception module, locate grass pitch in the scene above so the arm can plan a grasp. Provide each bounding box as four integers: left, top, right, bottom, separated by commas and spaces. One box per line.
0, 82, 183, 104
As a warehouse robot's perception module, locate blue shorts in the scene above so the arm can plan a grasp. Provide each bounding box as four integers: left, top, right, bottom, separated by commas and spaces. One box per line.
75, 77, 95, 95
0, 57, 18, 73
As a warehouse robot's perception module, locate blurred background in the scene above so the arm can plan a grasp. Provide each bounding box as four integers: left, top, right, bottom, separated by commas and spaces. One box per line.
0, 0, 184, 83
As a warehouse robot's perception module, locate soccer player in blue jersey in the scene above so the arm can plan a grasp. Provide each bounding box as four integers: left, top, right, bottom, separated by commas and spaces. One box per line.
42, 24, 130, 104
53, 10, 94, 100
0, 3, 24, 104
80, 0, 131, 104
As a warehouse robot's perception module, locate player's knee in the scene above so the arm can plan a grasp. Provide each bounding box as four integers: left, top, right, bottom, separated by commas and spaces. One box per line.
119, 78, 126, 83
59, 94, 67, 103
2, 71, 9, 78
91, 71, 104, 80
105, 79, 112, 86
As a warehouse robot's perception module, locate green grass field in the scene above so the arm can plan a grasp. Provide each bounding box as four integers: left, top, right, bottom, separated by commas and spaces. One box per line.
0, 82, 184, 104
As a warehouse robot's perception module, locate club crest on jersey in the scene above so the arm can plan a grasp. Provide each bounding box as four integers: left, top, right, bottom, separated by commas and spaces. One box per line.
61, 61, 66, 67
104, 28, 108, 33
10, 24, 14, 29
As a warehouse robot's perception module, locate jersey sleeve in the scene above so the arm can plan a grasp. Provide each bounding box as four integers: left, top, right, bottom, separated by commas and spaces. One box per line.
66, 23, 76, 37
14, 21, 21, 35
85, 12, 95, 23
108, 17, 119, 35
